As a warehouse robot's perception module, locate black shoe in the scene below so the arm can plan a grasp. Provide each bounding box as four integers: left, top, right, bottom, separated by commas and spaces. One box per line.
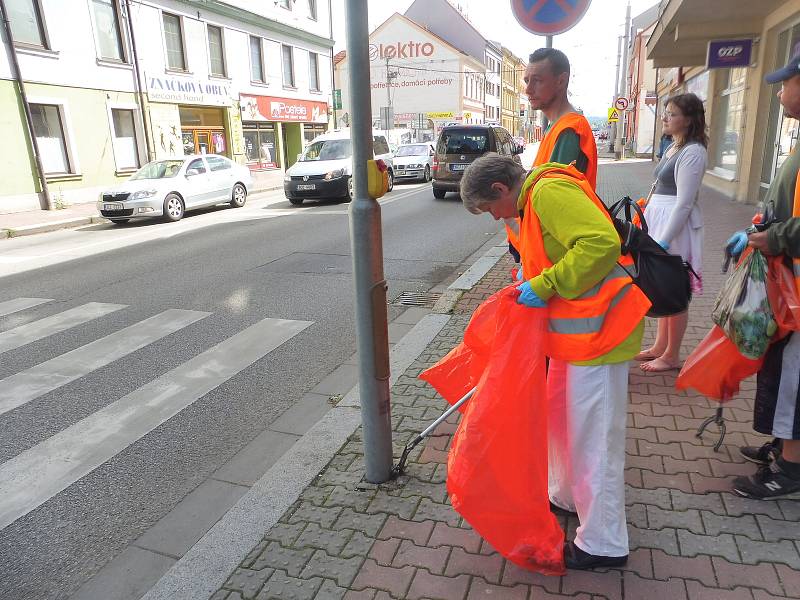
550, 501, 577, 516
563, 541, 628, 570
739, 438, 782, 466
732, 460, 800, 500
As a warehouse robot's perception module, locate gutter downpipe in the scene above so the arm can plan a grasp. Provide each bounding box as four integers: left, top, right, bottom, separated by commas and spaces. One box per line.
124, 0, 154, 161
0, 0, 53, 210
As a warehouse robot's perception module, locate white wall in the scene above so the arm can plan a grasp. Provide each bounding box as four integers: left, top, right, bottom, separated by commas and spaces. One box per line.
219, 0, 331, 40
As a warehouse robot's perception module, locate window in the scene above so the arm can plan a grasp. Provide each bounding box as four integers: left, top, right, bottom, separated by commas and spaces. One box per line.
206, 156, 231, 171
308, 0, 317, 20
91, 0, 125, 61
111, 108, 139, 170
30, 103, 71, 174
277, 0, 291, 8
7, 0, 48, 47
282, 45, 295, 88
244, 123, 280, 168
187, 158, 207, 174
162, 12, 186, 71
250, 36, 265, 83
207, 25, 226, 77
711, 67, 747, 175
309, 52, 320, 91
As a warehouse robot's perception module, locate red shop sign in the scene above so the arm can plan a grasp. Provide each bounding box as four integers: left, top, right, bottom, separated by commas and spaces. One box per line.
241, 94, 328, 123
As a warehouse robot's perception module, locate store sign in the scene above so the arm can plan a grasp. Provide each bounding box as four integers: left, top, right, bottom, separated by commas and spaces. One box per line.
707, 39, 753, 69
369, 41, 435, 61
427, 112, 454, 119
240, 94, 328, 123
147, 75, 232, 106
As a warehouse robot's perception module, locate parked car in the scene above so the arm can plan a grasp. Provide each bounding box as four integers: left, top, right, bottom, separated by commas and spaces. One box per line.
393, 143, 435, 182
97, 154, 252, 224
283, 129, 394, 205
431, 125, 522, 199
512, 136, 527, 150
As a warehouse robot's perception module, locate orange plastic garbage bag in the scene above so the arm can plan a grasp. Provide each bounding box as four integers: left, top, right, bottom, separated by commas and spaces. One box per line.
766, 256, 800, 334
420, 285, 565, 575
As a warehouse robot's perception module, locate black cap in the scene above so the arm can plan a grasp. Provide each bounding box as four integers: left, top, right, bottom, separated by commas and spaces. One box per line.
766, 42, 800, 84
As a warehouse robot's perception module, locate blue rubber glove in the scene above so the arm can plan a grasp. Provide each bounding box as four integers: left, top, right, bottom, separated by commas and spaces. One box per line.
516, 281, 547, 307
657, 240, 670, 251
726, 231, 749, 256
515, 267, 524, 281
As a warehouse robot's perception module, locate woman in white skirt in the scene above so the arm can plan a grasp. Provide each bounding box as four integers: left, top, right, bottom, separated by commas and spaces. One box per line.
637, 93, 708, 372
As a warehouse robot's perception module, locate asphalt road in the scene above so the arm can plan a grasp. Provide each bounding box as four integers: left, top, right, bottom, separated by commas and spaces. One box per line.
0, 182, 502, 599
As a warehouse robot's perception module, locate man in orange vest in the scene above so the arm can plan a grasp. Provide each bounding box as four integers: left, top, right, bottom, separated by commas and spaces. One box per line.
725, 45, 800, 500
506, 48, 598, 258
460, 153, 650, 569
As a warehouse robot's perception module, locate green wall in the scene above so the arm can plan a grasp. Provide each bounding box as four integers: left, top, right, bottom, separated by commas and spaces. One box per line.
0, 79, 38, 197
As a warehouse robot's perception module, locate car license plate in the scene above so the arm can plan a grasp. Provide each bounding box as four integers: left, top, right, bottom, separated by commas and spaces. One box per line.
296, 184, 315, 191
104, 203, 123, 210
450, 163, 468, 171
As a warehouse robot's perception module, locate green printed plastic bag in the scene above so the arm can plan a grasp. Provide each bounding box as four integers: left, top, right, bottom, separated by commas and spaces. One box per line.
712, 249, 777, 359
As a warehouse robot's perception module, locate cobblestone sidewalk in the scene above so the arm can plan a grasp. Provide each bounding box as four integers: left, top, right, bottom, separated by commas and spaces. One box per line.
211, 162, 800, 600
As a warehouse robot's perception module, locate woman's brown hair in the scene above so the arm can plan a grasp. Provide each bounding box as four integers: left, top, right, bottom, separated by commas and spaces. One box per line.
668, 92, 708, 148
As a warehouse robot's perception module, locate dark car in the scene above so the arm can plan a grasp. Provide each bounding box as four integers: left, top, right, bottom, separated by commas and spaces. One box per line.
431, 125, 522, 199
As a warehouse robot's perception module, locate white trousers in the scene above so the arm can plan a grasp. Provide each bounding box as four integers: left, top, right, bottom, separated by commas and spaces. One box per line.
547, 359, 630, 557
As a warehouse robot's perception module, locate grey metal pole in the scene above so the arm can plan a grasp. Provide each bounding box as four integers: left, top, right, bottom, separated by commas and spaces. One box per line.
610, 34, 622, 153
345, 0, 393, 483
328, 0, 337, 130
540, 35, 553, 132
615, 3, 631, 159
0, 0, 53, 210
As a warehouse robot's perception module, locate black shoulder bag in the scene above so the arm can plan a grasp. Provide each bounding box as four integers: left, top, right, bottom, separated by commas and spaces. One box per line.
607, 195, 696, 318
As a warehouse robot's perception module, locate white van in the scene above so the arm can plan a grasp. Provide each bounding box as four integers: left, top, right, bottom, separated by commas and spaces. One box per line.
283, 129, 394, 205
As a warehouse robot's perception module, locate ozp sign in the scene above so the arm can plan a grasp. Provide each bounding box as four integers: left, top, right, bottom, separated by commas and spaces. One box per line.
707, 39, 753, 69
369, 41, 435, 61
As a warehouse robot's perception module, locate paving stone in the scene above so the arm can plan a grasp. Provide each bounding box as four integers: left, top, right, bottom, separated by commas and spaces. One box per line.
670, 490, 725, 514
378, 515, 435, 545
334, 508, 387, 537
394, 477, 448, 502
427, 521, 482, 553
316, 468, 364, 488
651, 549, 715, 586
663, 456, 713, 476
626, 486, 672, 510
778, 499, 800, 522
627, 454, 665, 473
681, 442, 733, 462
642, 470, 694, 493
626, 503, 648, 529
324, 486, 375, 512
223, 567, 273, 600
774, 564, 800, 598
561, 568, 622, 599
646, 505, 704, 534
369, 538, 400, 566
629, 426, 659, 443
210, 591, 230, 600
298, 485, 331, 506
690, 473, 736, 494
628, 525, 679, 555
327, 454, 358, 472
626, 468, 644, 488
722, 494, 785, 520
500, 561, 561, 593
251, 542, 314, 577
442, 546, 502, 584
684, 581, 754, 600
736, 536, 800, 569
241, 541, 269, 569
342, 590, 376, 600
678, 530, 740, 563
366, 491, 420, 520
288, 502, 343, 529
701, 511, 762, 540
350, 558, 415, 598
413, 498, 460, 525
623, 572, 688, 600
615, 548, 654, 580
315, 579, 347, 600
466, 578, 529, 600
255, 570, 322, 600
753, 592, 796, 600
406, 569, 470, 600
755, 514, 800, 543
635, 413, 676, 430
712, 557, 783, 597
292, 523, 352, 555
301, 550, 363, 588
392, 539, 450, 574
341, 531, 375, 559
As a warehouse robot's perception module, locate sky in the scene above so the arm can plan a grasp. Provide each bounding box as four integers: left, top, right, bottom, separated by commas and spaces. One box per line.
331, 0, 661, 118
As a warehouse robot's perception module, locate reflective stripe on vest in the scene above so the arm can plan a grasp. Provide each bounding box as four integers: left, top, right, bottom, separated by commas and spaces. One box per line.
793, 168, 800, 296
518, 165, 651, 361
534, 113, 598, 190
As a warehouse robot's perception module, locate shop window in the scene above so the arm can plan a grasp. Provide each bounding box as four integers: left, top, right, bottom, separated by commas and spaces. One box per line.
30, 103, 71, 174
250, 36, 265, 83
7, 0, 48, 47
111, 108, 139, 170
163, 12, 186, 71
308, 0, 317, 20
179, 106, 224, 127
282, 45, 295, 88
309, 52, 320, 92
711, 67, 747, 176
243, 124, 279, 169
303, 124, 326, 145
207, 25, 226, 77
91, 0, 125, 62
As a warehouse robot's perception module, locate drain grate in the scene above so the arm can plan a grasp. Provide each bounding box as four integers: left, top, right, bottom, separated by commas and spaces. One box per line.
392, 291, 441, 307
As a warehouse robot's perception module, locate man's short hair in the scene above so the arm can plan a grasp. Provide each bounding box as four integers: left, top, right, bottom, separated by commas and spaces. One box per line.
528, 47, 570, 77
460, 153, 526, 215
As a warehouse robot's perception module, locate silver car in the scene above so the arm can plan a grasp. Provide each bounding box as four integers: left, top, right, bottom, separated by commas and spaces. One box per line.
97, 154, 253, 224
392, 143, 435, 182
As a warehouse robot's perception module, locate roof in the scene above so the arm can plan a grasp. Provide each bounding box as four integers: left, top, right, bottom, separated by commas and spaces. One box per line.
333, 50, 346, 65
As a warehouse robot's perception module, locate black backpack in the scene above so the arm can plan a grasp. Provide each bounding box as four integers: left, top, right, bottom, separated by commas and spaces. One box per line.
607, 196, 696, 318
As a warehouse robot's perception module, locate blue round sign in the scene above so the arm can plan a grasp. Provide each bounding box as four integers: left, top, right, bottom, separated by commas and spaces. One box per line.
510, 0, 591, 36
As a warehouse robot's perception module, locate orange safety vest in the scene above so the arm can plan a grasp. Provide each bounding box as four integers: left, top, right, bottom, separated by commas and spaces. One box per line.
518, 164, 651, 362
793, 170, 800, 296
507, 112, 598, 250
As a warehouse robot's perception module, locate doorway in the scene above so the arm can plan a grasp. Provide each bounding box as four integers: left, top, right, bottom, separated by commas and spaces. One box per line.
181, 129, 225, 155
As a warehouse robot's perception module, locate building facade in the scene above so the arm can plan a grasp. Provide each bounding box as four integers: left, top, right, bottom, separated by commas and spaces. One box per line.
625, 10, 659, 157
648, 0, 800, 204
0, 0, 333, 214
500, 47, 521, 136
484, 43, 502, 125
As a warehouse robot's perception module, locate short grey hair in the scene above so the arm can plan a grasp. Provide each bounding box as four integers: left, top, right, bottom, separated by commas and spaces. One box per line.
460, 153, 526, 214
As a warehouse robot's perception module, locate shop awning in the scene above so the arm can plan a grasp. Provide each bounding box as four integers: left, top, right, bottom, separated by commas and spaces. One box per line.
647, 0, 784, 67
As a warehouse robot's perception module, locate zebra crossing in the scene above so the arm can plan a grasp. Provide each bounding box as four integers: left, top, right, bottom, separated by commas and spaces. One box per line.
0, 298, 312, 531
